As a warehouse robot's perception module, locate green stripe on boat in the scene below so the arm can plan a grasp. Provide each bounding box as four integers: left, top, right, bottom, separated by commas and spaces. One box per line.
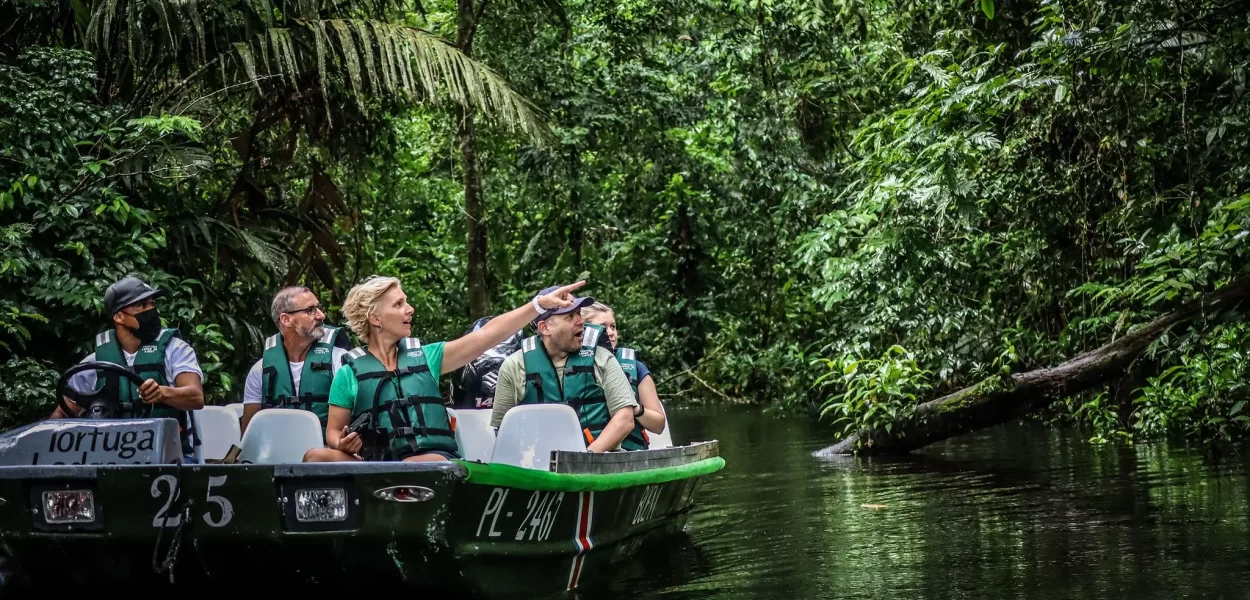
456, 456, 726, 491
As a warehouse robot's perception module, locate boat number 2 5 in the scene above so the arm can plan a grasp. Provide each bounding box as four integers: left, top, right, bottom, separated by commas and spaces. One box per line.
151, 474, 234, 528
476, 487, 565, 542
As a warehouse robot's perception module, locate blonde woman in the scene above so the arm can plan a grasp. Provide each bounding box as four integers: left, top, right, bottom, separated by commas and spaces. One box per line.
581, 302, 667, 436
305, 276, 586, 462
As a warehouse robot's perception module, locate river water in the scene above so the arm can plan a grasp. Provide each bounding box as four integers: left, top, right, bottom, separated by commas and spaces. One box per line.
587, 405, 1250, 599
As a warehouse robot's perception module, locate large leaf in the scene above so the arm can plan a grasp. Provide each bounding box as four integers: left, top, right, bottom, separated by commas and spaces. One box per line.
85, 1, 552, 141
980, 0, 994, 19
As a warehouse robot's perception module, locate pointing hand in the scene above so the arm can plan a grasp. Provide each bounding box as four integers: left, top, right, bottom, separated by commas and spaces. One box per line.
536, 281, 587, 311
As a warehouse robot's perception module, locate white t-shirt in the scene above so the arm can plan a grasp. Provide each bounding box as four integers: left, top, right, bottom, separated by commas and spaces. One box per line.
67, 337, 204, 393
242, 346, 349, 404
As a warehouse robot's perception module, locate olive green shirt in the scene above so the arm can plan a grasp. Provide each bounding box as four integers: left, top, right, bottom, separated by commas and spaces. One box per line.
491, 344, 638, 428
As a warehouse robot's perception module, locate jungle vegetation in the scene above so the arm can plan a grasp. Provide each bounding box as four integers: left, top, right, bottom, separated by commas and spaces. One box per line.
3, 0, 1249, 454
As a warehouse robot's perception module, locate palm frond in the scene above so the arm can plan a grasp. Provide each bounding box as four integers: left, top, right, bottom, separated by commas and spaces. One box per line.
190, 216, 290, 275
85, 1, 553, 142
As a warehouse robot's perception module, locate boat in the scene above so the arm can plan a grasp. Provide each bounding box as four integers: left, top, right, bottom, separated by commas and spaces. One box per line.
0, 361, 725, 597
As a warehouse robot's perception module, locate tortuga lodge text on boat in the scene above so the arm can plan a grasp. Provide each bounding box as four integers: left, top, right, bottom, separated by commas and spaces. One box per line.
0, 361, 725, 596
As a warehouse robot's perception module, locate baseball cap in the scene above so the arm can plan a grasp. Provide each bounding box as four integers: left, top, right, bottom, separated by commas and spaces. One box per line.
103, 276, 167, 317
533, 285, 595, 324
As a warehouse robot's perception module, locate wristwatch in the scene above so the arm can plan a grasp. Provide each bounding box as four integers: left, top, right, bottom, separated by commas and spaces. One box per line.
633, 404, 645, 418
531, 296, 544, 315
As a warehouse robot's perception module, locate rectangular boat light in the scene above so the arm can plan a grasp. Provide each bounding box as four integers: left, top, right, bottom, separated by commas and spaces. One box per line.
295, 488, 348, 522
42, 490, 95, 524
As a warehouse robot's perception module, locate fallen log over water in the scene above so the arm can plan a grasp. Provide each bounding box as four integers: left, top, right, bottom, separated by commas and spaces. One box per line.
826, 274, 1250, 455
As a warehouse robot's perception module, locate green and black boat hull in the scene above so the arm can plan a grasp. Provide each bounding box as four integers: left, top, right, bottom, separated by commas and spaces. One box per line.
0, 418, 724, 597
0, 461, 464, 592
449, 451, 724, 596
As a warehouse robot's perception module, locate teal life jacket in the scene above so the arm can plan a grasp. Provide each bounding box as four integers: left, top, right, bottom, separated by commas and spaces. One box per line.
615, 345, 651, 450
616, 347, 641, 395
261, 326, 351, 427
92, 328, 198, 457
520, 325, 647, 451
345, 338, 459, 460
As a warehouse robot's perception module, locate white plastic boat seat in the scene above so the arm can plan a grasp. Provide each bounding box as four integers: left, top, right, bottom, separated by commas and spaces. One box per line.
192, 406, 242, 462
450, 408, 496, 463
225, 403, 245, 420
647, 400, 674, 450
237, 408, 324, 464
492, 404, 585, 471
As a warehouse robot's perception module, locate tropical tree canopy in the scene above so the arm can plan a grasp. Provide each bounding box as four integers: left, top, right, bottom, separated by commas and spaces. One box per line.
4, 0, 1250, 455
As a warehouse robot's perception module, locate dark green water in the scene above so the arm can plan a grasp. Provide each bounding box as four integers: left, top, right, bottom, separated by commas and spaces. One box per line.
596, 405, 1250, 599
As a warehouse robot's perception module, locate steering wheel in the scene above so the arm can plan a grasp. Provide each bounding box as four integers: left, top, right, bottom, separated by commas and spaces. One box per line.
56, 361, 149, 420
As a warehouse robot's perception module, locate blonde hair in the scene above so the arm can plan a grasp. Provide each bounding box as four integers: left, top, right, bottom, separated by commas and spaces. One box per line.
342, 275, 400, 344
581, 302, 615, 321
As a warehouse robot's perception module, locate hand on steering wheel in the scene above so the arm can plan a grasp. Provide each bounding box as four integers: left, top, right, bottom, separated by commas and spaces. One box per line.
56, 361, 148, 420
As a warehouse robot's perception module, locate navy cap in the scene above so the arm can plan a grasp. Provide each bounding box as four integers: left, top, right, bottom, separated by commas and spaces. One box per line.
533, 285, 595, 324
103, 276, 167, 317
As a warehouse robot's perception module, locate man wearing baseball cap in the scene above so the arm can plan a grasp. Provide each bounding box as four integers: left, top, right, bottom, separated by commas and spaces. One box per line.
51, 275, 205, 462
490, 285, 641, 452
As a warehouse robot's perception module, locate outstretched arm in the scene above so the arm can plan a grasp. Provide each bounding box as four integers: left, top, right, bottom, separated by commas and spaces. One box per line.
441, 281, 587, 374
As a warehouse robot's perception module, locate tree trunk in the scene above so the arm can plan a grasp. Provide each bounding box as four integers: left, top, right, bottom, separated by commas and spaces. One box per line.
674, 199, 706, 362
567, 148, 582, 264
826, 274, 1250, 455
459, 108, 489, 320
458, 0, 489, 320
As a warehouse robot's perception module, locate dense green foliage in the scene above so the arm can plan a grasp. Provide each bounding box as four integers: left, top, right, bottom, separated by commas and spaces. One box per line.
800, 0, 1250, 450
3, 0, 1249, 452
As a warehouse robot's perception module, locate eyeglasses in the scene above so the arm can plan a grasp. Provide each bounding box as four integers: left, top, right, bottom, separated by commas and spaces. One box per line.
284, 305, 323, 316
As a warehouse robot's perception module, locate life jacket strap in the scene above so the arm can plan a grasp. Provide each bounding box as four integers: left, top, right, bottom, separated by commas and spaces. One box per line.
356, 370, 393, 382
362, 374, 405, 457
271, 393, 330, 409
628, 427, 649, 448
388, 394, 449, 439
119, 399, 148, 417
396, 365, 429, 376
358, 364, 429, 382
133, 363, 164, 375
395, 426, 454, 438
379, 394, 443, 409
566, 396, 601, 411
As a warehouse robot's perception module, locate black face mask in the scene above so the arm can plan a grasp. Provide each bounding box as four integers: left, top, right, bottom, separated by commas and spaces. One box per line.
131, 308, 162, 344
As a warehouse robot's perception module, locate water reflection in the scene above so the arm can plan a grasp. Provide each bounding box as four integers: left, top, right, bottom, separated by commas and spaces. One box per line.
7, 405, 1245, 599
628, 405, 1250, 600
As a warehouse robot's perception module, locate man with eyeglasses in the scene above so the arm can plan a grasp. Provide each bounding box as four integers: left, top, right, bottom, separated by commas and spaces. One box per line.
51, 275, 206, 462
241, 286, 351, 435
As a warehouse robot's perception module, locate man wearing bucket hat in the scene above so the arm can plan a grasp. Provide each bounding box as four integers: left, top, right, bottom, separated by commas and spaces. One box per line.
490, 285, 640, 452
51, 275, 205, 462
